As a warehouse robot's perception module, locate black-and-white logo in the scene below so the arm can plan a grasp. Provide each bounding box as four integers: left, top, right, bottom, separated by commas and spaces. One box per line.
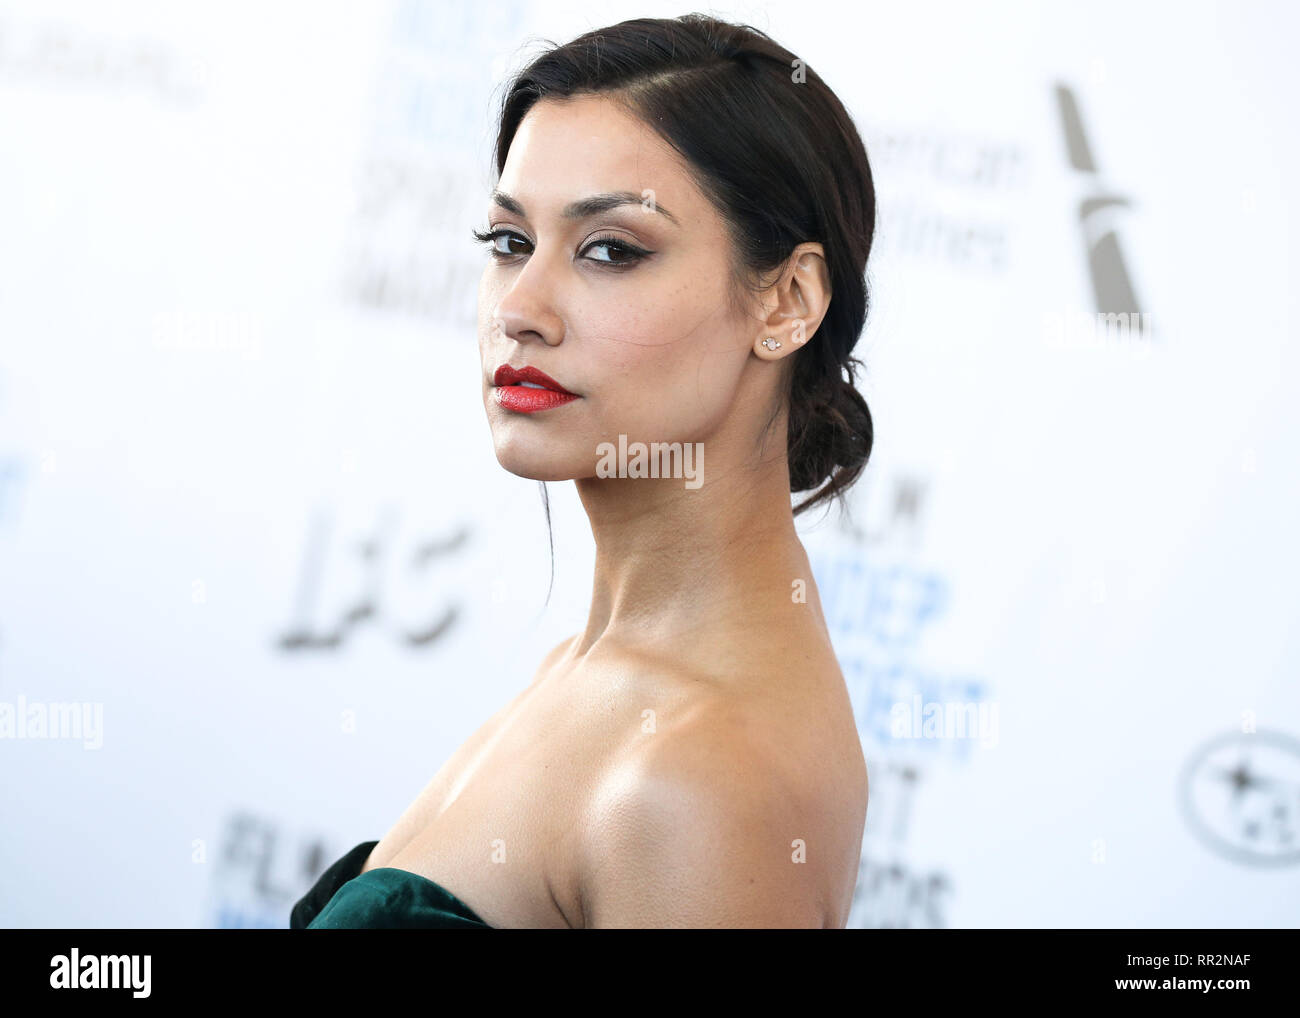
1180, 729, 1300, 866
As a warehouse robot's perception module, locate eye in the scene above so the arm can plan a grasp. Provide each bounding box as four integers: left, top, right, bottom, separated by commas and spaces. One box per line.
580, 234, 651, 267
471, 227, 530, 258
471, 226, 651, 268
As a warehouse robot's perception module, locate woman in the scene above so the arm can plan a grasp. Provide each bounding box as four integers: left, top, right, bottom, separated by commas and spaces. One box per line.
292, 12, 876, 930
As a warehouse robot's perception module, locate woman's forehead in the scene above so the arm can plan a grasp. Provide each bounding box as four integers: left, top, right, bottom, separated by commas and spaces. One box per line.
500, 95, 706, 219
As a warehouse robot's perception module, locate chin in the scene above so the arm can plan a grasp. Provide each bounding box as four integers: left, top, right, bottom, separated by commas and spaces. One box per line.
490, 429, 589, 482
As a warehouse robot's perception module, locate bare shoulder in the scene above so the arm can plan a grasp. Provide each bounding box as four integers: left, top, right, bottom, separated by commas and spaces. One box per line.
575, 682, 864, 928
363, 632, 581, 874
535, 632, 579, 679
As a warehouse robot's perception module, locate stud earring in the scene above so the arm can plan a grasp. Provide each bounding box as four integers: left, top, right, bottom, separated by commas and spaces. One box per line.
761, 337, 782, 351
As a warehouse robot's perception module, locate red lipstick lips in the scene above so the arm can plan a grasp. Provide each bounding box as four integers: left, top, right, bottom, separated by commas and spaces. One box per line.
491, 364, 579, 413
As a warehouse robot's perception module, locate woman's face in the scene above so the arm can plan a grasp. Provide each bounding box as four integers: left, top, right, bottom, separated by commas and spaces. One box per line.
477, 93, 771, 485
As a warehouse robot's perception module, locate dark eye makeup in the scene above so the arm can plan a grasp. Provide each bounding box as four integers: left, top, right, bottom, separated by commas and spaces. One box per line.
470, 226, 651, 268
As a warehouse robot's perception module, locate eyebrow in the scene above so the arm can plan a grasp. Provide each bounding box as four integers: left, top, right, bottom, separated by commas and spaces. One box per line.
491, 189, 678, 226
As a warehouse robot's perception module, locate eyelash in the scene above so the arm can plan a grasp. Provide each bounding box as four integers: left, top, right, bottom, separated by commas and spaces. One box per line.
470, 227, 651, 268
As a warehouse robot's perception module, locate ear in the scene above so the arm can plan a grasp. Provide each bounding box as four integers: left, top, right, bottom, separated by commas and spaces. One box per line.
752, 242, 831, 361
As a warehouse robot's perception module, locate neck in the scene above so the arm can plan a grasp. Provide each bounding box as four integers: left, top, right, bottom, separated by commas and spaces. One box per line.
568, 436, 814, 663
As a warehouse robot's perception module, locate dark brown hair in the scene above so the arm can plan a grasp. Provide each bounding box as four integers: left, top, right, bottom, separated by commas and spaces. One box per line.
492, 13, 876, 522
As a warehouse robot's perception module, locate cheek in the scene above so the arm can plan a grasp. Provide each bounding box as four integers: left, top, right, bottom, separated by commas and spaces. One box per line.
477, 271, 501, 348
582, 293, 748, 441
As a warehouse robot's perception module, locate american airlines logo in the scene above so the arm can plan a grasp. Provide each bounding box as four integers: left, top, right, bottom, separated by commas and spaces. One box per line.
1055, 83, 1153, 341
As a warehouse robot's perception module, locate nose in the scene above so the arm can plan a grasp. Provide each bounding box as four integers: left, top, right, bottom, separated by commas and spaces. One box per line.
489, 259, 565, 348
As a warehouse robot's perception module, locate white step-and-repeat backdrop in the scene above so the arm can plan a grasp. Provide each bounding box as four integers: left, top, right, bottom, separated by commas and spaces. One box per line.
1, 0, 1296, 927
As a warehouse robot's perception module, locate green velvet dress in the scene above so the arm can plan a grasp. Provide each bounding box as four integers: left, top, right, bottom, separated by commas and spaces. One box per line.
290, 840, 492, 929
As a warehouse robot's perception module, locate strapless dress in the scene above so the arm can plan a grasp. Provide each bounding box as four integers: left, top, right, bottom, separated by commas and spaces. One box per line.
290, 840, 492, 929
